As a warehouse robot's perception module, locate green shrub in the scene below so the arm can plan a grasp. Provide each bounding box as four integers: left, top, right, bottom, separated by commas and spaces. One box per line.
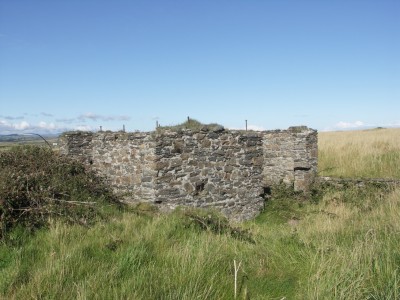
0, 145, 118, 238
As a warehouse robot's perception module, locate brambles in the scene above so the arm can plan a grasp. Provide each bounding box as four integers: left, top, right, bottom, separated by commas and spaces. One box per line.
0, 145, 118, 238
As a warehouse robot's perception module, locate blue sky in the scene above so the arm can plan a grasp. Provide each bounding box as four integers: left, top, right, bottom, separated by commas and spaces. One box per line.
0, 0, 399, 134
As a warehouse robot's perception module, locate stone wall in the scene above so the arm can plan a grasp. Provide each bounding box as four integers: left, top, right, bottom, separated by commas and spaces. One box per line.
60, 132, 156, 202
263, 126, 318, 192
154, 129, 264, 220
59, 131, 94, 164
59, 126, 317, 220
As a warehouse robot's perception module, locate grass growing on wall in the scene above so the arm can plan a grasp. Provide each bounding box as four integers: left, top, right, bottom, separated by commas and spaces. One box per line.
157, 118, 224, 132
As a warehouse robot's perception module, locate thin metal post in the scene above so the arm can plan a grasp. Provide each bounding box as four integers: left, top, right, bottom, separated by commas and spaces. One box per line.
187, 116, 190, 123
245, 120, 248, 131
123, 124, 125, 132
100, 126, 103, 132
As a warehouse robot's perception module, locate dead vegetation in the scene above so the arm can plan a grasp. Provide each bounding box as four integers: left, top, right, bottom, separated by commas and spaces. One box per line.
0, 145, 119, 238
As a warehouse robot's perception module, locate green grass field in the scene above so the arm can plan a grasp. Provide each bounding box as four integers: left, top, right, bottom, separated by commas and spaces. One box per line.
0, 129, 399, 299
0, 138, 58, 152
319, 128, 400, 178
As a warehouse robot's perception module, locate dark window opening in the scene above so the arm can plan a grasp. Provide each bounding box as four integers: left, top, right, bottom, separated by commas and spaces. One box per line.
294, 167, 311, 171
262, 186, 272, 196
195, 182, 205, 193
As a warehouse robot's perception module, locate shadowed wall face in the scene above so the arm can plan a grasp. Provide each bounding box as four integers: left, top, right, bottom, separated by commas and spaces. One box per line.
59, 127, 317, 220
263, 127, 318, 192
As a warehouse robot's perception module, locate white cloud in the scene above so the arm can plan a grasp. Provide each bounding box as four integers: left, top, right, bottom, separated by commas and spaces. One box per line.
55, 117, 75, 124
0, 120, 10, 130
335, 121, 365, 129
325, 120, 400, 132
247, 125, 265, 131
228, 124, 265, 131
382, 121, 400, 127
74, 125, 92, 131
0, 120, 31, 132
0, 115, 24, 120
14, 121, 31, 130
38, 121, 56, 130
78, 112, 130, 122
55, 113, 131, 125
40, 112, 54, 117
0, 119, 64, 134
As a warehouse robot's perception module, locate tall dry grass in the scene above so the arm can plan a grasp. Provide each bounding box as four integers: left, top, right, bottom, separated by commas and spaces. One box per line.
318, 128, 400, 178
299, 188, 400, 299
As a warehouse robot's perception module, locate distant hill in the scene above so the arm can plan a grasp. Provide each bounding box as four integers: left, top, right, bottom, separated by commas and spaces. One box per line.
0, 133, 59, 143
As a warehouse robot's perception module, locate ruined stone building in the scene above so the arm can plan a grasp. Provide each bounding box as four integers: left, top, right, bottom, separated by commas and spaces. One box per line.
59, 126, 317, 220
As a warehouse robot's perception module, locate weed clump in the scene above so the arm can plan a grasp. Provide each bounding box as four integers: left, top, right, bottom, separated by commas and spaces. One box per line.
0, 145, 118, 238
157, 118, 224, 132
181, 208, 255, 243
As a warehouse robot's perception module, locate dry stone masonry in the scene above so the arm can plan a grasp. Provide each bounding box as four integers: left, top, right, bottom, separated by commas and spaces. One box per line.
59, 126, 317, 220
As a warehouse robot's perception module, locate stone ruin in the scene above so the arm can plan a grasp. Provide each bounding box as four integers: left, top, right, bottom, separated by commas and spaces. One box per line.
59, 126, 318, 221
